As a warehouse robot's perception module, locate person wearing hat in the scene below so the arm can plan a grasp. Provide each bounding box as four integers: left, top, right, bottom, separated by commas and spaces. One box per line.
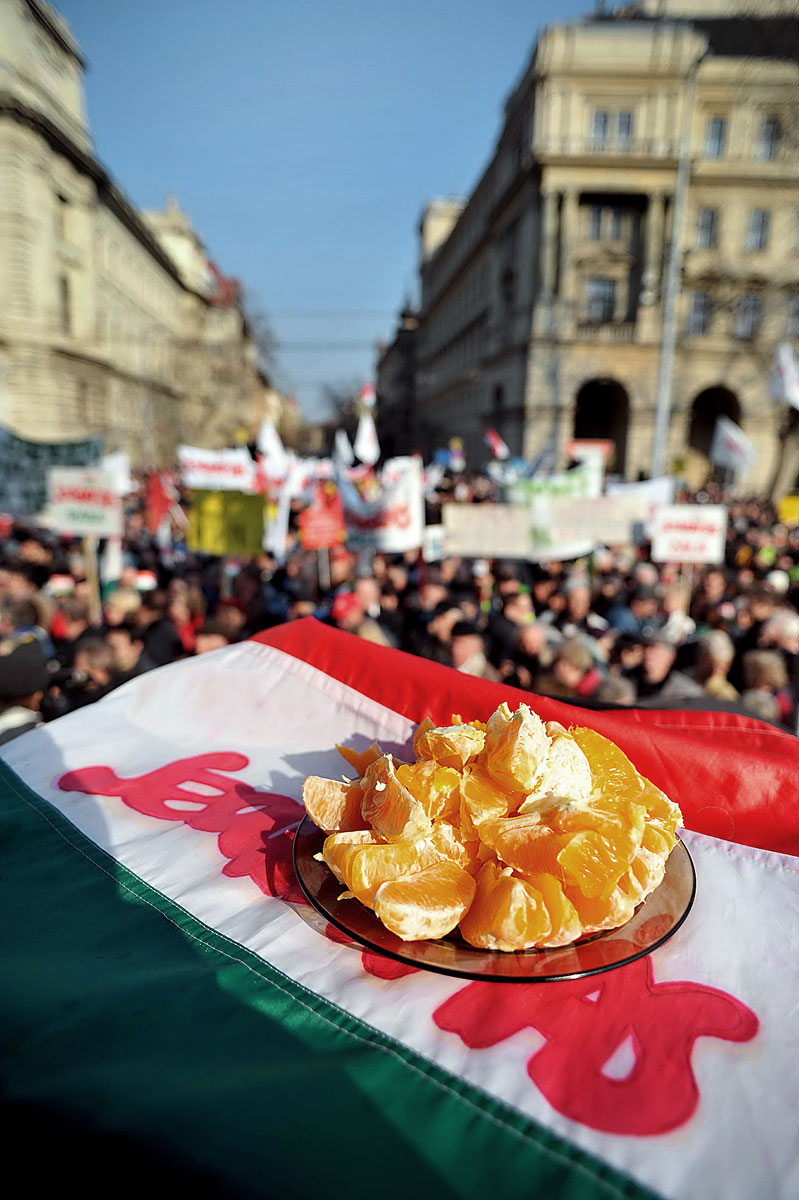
633, 633, 705, 704
449, 620, 499, 681
536, 638, 602, 701
0, 637, 50, 746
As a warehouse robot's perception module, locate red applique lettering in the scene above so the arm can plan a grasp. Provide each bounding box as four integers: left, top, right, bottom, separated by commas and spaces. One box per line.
434, 951, 758, 1135
59, 754, 305, 904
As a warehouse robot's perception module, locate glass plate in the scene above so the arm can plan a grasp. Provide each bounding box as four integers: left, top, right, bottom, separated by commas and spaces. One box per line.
292, 816, 696, 983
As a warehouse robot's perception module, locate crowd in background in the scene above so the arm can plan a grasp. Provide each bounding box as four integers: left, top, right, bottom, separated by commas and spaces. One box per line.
2, 473, 799, 746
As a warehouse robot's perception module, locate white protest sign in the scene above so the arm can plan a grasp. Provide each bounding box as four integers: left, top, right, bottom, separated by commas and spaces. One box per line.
710, 417, 757, 476
505, 458, 602, 504
651, 504, 728, 564
546, 494, 649, 547
443, 504, 532, 559
770, 342, 799, 410
340, 456, 423, 552
422, 524, 446, 562
46, 468, 123, 537
178, 445, 256, 492
100, 451, 135, 496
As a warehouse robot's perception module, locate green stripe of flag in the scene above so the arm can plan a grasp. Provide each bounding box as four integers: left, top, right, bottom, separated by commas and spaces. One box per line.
0, 760, 658, 1200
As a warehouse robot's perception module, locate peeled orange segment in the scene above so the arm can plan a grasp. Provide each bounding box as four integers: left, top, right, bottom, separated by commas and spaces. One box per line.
637, 776, 682, 837
556, 830, 634, 900
360, 755, 432, 842
618, 846, 666, 905
570, 726, 645, 802
642, 822, 676, 856
415, 724, 486, 770
484, 703, 550, 793
451, 715, 488, 732
479, 814, 570, 878
335, 740, 383, 777
322, 829, 384, 883
412, 717, 436, 756
564, 881, 636, 935
459, 861, 552, 951
395, 760, 461, 820
523, 873, 583, 947
345, 838, 443, 907
302, 777, 367, 833
374, 860, 476, 941
519, 729, 593, 811
460, 767, 518, 832
429, 820, 481, 875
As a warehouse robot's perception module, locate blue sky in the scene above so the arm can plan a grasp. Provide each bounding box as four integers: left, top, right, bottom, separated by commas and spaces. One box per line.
58, 0, 589, 419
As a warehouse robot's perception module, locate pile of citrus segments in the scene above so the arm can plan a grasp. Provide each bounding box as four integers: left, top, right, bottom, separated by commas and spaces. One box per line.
302, 703, 682, 950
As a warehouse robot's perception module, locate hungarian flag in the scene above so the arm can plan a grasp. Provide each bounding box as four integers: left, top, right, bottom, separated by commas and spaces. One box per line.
3, 620, 799, 1199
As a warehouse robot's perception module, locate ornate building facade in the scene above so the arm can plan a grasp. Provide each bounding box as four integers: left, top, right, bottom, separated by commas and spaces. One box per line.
407, 0, 799, 492
0, 0, 266, 465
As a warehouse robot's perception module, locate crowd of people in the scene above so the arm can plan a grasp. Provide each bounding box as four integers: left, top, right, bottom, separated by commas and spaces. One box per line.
2, 475, 799, 746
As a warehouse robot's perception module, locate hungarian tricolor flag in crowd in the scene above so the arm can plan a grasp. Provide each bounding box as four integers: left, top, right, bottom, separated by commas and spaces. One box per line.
3, 620, 799, 1199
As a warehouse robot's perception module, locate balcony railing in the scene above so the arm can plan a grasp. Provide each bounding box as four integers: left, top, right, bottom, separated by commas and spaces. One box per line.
538, 137, 678, 158
576, 321, 636, 343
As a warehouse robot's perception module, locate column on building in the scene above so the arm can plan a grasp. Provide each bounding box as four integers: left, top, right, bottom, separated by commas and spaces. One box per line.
557, 188, 580, 335
638, 191, 669, 341
534, 188, 561, 339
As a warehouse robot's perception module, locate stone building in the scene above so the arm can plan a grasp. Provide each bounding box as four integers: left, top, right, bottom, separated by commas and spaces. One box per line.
375, 306, 419, 458
408, 0, 799, 492
0, 0, 264, 465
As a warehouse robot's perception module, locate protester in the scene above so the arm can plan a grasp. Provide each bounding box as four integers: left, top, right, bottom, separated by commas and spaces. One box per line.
697, 631, 740, 702
0, 636, 49, 745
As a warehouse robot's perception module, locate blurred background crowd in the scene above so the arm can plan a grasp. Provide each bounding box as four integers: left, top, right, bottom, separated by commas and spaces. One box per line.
2, 473, 799, 746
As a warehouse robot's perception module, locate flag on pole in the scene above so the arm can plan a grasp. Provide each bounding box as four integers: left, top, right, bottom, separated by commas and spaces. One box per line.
770, 343, 799, 410
334, 428, 355, 468
485, 428, 510, 460
353, 412, 380, 465
360, 382, 377, 410
3, 620, 799, 1199
256, 418, 289, 477
709, 416, 757, 476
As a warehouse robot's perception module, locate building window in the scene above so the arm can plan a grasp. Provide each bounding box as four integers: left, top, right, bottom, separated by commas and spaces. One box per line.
610, 207, 624, 240
757, 117, 781, 161
704, 116, 727, 159
745, 209, 770, 251
696, 207, 718, 249
617, 111, 634, 149
588, 204, 603, 239
788, 296, 799, 340
686, 291, 712, 336
591, 110, 610, 148
58, 273, 71, 334
586, 277, 616, 323
735, 293, 762, 339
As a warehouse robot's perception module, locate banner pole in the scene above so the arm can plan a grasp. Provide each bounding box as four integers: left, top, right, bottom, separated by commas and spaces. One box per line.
318, 546, 331, 593
83, 535, 102, 626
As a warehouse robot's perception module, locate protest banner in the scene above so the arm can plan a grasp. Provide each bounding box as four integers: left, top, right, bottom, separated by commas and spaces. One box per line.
46, 468, 123, 538
178, 445, 256, 492
541, 494, 650, 549
505, 458, 602, 505
443, 504, 532, 559
770, 342, 799, 410
0, 425, 102, 517
339, 456, 424, 553
778, 495, 799, 527
423, 524, 446, 562
100, 451, 135, 497
710, 417, 757, 477
298, 485, 345, 550
605, 475, 676, 536
651, 504, 728, 564
186, 489, 265, 557
565, 438, 614, 464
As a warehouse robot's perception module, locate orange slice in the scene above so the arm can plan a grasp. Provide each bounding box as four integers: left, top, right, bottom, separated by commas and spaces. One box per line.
459, 861, 551, 951
360, 755, 432, 842
322, 829, 384, 883
374, 860, 476, 941
302, 776, 367, 833
345, 838, 443, 907
429, 819, 481, 875
335, 741, 383, 777
415, 723, 486, 770
479, 814, 570, 878
483, 703, 551, 793
395, 760, 461, 820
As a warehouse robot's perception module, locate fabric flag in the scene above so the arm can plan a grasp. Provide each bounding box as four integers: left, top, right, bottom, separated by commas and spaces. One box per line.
339, 456, 424, 553
769, 343, 799, 410
360, 382, 377, 410
256, 418, 289, 478
485, 427, 510, 460
145, 471, 172, 535
353, 411, 380, 465
334, 428, 355, 468
3, 620, 799, 1199
709, 416, 757, 476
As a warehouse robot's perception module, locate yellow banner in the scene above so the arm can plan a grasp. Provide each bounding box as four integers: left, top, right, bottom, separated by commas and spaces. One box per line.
187, 489, 264, 557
